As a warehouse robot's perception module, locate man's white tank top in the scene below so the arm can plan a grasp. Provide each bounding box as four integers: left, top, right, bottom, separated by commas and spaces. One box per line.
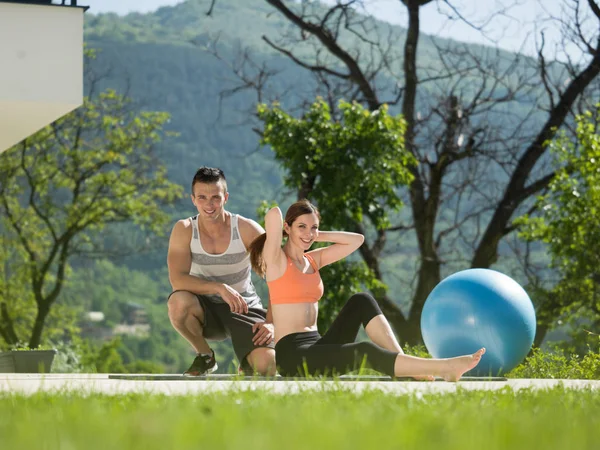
189, 213, 262, 308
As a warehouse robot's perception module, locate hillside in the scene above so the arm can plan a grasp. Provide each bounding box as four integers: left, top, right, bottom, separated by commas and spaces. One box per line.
83, 0, 543, 273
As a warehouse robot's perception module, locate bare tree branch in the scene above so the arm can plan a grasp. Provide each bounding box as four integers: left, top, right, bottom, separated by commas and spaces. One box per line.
206, 0, 217, 16
262, 36, 350, 79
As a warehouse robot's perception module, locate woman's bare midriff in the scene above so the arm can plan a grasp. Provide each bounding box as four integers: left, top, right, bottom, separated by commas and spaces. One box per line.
272, 302, 319, 343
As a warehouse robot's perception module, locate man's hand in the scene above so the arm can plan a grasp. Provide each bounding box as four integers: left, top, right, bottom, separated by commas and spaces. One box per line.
218, 284, 248, 314
252, 322, 274, 346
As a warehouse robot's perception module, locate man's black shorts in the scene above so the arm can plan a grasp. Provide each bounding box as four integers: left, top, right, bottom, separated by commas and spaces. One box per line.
169, 290, 275, 372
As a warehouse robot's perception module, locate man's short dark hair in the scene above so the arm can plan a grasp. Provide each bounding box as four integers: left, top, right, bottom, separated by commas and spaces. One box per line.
191, 167, 227, 193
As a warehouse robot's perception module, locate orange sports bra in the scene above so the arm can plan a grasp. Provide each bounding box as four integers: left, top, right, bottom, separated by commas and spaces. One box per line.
267, 253, 324, 305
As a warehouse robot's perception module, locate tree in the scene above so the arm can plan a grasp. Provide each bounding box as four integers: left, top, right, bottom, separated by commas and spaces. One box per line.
0, 228, 36, 349
206, 0, 600, 344
257, 98, 413, 327
518, 106, 600, 344
0, 89, 183, 349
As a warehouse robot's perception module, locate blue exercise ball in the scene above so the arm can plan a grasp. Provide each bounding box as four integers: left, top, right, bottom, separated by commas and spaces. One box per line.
421, 269, 536, 376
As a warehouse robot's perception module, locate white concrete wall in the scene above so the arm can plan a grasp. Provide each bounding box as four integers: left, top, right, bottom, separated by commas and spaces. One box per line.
0, 3, 84, 153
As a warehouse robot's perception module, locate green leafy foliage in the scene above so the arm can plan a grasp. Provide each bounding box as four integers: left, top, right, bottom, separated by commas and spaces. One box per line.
518, 107, 600, 338
508, 345, 600, 380
258, 98, 414, 229
81, 338, 165, 374
0, 90, 184, 349
0, 232, 36, 351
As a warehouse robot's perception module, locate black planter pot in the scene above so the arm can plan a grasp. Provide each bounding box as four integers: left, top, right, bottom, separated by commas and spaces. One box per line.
0, 349, 57, 373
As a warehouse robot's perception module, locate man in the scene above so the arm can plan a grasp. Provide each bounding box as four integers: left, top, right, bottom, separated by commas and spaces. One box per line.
167, 167, 276, 376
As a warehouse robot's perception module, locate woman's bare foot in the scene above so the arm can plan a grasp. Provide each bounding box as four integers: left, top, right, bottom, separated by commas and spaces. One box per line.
441, 348, 486, 382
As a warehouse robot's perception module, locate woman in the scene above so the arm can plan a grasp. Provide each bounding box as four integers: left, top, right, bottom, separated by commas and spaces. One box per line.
249, 200, 485, 380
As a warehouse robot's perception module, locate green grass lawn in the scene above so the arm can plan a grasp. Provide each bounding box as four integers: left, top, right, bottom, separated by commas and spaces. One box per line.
1, 386, 598, 450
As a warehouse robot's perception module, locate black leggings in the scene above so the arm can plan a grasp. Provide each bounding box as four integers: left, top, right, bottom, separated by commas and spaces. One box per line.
275, 293, 397, 377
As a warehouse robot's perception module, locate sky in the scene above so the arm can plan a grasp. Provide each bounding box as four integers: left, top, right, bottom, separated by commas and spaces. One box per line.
79, 0, 585, 59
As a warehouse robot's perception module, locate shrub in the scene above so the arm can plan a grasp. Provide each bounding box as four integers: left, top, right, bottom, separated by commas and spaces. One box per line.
508, 345, 600, 380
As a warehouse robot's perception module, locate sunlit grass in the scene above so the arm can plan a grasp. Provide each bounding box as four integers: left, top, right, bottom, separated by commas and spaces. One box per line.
1, 385, 598, 450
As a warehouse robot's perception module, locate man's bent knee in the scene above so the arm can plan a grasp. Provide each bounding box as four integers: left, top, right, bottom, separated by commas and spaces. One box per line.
167, 291, 204, 324
246, 348, 276, 376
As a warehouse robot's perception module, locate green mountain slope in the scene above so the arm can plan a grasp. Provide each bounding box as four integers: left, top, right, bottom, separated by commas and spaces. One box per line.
80, 0, 551, 295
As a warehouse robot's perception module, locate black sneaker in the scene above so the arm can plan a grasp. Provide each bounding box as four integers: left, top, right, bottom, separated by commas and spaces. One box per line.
183, 350, 218, 377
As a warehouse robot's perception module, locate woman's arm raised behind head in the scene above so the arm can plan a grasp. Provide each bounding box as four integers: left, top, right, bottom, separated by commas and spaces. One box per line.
263, 206, 284, 264
249, 207, 284, 279
308, 231, 365, 269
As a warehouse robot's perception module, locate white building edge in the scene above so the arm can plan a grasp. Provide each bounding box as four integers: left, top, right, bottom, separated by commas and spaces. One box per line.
0, 1, 87, 154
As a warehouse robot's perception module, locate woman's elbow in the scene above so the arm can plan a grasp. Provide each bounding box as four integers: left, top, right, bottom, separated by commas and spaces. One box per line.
266, 206, 282, 217
265, 206, 283, 224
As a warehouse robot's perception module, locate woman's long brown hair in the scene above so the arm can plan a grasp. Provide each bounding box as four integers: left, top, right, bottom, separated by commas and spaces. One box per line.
249, 199, 320, 278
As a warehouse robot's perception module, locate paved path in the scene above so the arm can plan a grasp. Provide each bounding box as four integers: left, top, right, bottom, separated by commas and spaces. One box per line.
1, 374, 599, 395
